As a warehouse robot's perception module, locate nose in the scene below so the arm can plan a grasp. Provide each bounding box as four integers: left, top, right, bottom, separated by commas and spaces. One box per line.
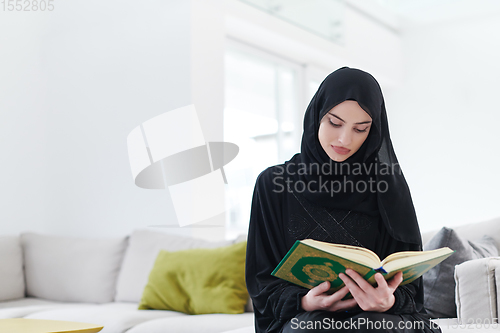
338, 129, 352, 146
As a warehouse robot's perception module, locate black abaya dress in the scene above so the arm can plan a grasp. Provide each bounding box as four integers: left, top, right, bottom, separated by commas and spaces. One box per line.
245, 165, 441, 333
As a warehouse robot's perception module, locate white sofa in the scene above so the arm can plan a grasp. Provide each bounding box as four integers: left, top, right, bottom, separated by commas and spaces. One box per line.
222, 217, 500, 333
2, 217, 500, 333
420, 217, 500, 333
0, 230, 254, 333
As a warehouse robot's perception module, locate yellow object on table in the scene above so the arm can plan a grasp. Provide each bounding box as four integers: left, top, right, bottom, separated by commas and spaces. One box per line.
0, 318, 103, 333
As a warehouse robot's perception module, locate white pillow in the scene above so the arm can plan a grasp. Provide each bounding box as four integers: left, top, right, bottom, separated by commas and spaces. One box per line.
22, 232, 128, 303
114, 229, 234, 303
0, 236, 25, 301
454, 257, 500, 324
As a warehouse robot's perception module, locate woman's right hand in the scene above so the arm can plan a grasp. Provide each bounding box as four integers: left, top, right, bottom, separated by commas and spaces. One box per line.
301, 281, 358, 312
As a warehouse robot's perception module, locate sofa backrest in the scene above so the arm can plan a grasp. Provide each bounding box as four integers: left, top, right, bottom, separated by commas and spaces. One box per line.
114, 229, 236, 303
421, 216, 500, 249
0, 236, 25, 302
21, 232, 128, 303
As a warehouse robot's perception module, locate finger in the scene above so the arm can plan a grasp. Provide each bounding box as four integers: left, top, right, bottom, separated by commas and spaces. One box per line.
324, 285, 358, 311
339, 272, 364, 299
387, 271, 404, 290
328, 284, 351, 301
330, 297, 358, 312
317, 285, 350, 310
344, 269, 373, 292
374, 273, 389, 289
310, 281, 330, 296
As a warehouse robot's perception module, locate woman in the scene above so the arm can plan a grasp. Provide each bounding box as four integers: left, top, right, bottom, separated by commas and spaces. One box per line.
245, 67, 440, 333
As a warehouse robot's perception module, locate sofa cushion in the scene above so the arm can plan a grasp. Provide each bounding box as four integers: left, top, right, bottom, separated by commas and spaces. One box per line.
0, 298, 90, 319
114, 229, 233, 303
454, 257, 500, 324
125, 313, 255, 333
0, 236, 24, 301
233, 234, 254, 313
25, 302, 185, 333
138, 241, 248, 314
422, 227, 498, 318
219, 327, 254, 333
0, 297, 59, 310
21, 232, 128, 303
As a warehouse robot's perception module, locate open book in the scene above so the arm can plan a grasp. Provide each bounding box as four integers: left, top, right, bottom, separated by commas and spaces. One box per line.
271, 239, 454, 294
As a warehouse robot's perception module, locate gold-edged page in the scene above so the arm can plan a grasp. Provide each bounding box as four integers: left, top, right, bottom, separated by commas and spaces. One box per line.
301, 239, 381, 268
382, 247, 454, 272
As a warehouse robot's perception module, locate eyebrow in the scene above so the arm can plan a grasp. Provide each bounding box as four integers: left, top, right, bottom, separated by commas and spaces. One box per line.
328, 112, 372, 125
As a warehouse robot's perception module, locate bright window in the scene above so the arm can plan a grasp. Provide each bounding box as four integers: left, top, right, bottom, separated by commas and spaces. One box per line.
223, 39, 331, 238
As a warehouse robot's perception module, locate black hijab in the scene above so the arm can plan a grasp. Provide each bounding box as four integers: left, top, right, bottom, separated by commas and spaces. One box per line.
285, 67, 421, 245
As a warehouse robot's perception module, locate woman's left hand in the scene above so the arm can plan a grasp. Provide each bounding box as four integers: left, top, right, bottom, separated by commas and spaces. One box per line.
338, 269, 403, 312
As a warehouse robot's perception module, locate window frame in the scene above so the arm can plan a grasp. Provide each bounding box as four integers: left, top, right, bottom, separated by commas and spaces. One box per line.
224, 38, 335, 238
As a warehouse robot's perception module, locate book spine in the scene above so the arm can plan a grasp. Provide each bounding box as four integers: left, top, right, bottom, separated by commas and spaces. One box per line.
374, 266, 388, 274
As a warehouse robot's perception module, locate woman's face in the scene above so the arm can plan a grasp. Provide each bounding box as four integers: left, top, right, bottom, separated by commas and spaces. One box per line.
318, 100, 372, 162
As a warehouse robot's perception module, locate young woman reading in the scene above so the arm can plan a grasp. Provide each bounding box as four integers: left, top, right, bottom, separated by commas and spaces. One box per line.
245, 67, 440, 333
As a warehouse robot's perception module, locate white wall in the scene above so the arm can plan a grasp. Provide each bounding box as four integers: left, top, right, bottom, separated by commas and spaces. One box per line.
0, 0, 403, 241
386, 15, 500, 232
0, 0, 225, 239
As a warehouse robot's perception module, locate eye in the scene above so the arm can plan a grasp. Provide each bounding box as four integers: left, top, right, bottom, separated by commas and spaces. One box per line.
354, 127, 369, 133
329, 120, 341, 127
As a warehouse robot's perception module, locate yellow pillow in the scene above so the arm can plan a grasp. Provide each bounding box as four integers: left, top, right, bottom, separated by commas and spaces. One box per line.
138, 241, 248, 315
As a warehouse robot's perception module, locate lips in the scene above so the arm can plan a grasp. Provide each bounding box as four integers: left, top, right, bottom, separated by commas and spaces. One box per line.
332, 145, 351, 155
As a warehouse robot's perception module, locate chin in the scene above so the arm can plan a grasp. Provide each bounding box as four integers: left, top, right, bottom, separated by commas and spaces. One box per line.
329, 153, 349, 162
